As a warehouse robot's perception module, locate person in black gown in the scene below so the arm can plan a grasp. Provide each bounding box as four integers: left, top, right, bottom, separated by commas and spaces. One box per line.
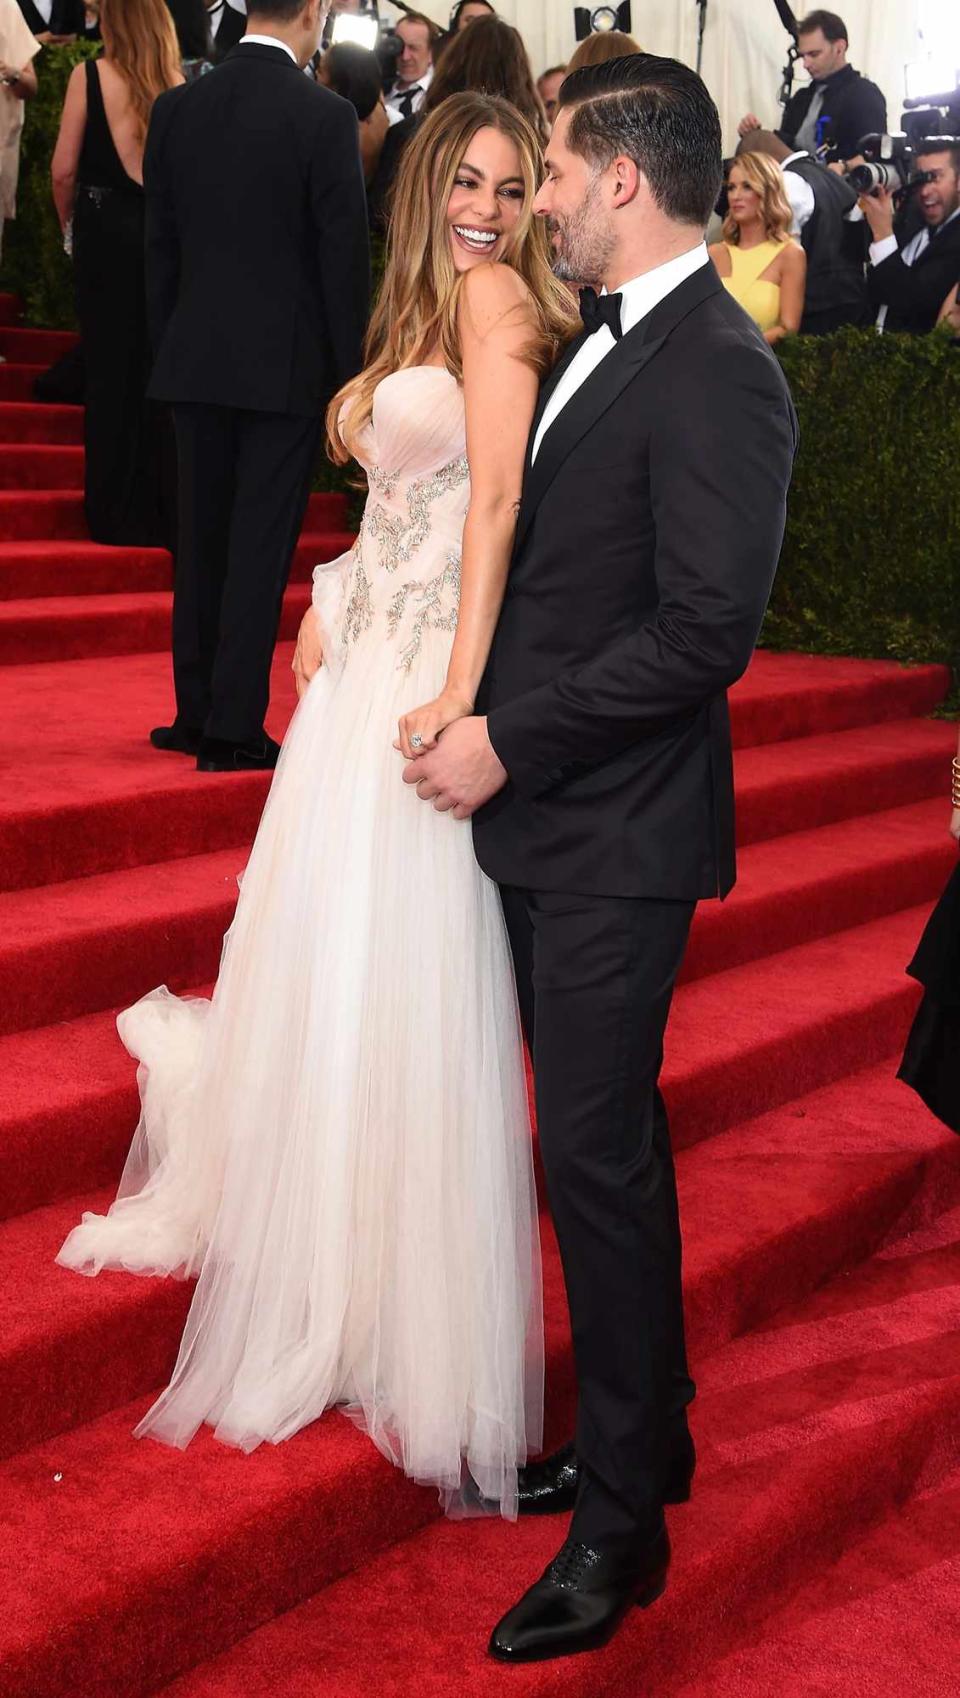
50, 0, 183, 545
899, 747, 960, 1133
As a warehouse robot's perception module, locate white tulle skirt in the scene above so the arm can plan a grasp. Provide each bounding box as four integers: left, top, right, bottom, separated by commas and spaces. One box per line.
56, 602, 542, 1517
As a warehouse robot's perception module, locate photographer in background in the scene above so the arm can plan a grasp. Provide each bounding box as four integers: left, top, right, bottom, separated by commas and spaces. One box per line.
864, 141, 960, 334
740, 11, 885, 165
384, 9, 436, 118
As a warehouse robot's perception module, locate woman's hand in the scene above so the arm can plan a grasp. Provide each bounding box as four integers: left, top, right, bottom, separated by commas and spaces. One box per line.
396, 690, 474, 759
292, 607, 324, 700
950, 807, 960, 843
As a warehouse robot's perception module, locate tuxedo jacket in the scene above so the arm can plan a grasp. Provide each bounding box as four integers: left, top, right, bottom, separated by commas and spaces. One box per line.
473, 264, 798, 903
784, 155, 867, 327
867, 215, 960, 334
781, 65, 886, 162
143, 43, 370, 416
15, 0, 85, 34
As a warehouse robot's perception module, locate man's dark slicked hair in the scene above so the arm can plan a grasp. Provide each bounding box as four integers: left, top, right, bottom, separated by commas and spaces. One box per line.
248, 0, 309, 22
558, 53, 723, 228
797, 11, 848, 45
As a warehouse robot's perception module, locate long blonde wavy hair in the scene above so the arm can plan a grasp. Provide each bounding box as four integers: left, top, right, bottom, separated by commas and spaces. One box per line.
327, 92, 578, 465
723, 152, 793, 245
99, 0, 183, 143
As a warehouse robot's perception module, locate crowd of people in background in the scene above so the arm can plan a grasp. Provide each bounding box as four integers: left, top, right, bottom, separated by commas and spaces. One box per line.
0, 2, 957, 550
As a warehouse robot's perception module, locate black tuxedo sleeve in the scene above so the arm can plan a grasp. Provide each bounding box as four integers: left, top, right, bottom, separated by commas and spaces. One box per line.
867, 241, 960, 328
487, 342, 797, 800
143, 91, 181, 355
308, 96, 370, 391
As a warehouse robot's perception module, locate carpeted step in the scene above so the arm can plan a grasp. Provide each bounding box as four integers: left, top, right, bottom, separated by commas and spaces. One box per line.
0, 489, 87, 539
0, 443, 83, 490
0, 362, 46, 401
0, 325, 79, 363
0, 402, 83, 444
0, 893, 940, 1219
668, 1454, 960, 1696
0, 583, 314, 664
5, 1059, 957, 1463
1, 649, 953, 893
0, 529, 353, 601
683, 797, 956, 983
729, 652, 949, 744
734, 718, 956, 846
9, 1201, 952, 1698
148, 1209, 960, 1698
0, 539, 172, 599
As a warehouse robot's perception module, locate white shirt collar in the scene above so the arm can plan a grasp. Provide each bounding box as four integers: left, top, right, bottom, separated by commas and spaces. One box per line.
602, 243, 710, 336
238, 34, 298, 64
781, 150, 809, 167
393, 63, 434, 95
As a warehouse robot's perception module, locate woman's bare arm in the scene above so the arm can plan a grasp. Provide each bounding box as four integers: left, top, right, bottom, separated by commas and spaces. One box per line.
765, 241, 806, 345
51, 63, 87, 230
397, 262, 540, 758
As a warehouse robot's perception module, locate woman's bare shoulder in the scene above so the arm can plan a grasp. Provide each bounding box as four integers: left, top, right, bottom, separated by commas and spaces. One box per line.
459, 262, 538, 333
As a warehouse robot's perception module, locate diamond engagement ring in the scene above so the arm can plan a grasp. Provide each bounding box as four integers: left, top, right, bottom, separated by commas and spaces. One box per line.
410, 733, 424, 750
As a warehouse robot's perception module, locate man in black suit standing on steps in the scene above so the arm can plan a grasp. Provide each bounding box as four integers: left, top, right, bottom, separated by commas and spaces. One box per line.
145, 0, 369, 772
405, 54, 797, 1661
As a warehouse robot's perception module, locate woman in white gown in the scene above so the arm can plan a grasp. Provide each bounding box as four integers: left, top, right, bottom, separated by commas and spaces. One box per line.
56, 93, 577, 1517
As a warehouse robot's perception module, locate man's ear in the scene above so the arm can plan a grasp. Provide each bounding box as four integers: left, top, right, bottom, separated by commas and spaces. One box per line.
611, 156, 642, 206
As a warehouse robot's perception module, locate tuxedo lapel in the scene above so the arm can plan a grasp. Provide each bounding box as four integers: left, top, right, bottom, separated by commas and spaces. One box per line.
516, 263, 722, 554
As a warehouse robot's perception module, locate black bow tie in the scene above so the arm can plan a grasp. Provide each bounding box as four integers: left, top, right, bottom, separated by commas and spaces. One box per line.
579, 288, 623, 340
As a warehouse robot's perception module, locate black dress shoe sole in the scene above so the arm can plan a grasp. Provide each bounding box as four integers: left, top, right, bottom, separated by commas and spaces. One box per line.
487, 1573, 667, 1663
195, 757, 278, 772
150, 730, 202, 755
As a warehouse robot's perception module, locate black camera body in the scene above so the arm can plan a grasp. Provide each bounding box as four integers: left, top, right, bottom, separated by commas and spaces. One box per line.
847, 107, 958, 202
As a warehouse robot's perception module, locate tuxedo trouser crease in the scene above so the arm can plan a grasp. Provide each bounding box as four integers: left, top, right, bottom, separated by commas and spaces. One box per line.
171, 404, 321, 743
500, 885, 697, 1542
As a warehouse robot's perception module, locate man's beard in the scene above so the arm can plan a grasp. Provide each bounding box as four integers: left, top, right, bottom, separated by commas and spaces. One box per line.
549, 176, 615, 286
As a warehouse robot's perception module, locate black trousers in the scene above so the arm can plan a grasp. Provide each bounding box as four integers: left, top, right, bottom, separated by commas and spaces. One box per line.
499, 885, 697, 1544
171, 404, 322, 743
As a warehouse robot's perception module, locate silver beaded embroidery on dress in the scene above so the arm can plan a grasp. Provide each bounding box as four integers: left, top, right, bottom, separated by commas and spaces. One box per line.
312, 368, 470, 675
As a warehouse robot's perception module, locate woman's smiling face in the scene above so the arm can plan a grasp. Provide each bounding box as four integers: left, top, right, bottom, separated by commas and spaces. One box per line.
446, 125, 526, 272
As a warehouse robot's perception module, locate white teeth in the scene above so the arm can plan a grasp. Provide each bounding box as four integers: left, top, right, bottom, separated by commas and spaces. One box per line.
454, 226, 497, 245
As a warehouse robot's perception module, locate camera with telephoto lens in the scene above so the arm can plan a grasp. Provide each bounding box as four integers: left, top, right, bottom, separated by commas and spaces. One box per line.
846, 103, 959, 201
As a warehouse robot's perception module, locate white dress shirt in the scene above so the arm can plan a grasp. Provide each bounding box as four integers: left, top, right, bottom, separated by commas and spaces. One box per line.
238, 33, 297, 64
386, 63, 433, 118
870, 206, 960, 331
532, 243, 710, 464
781, 151, 816, 236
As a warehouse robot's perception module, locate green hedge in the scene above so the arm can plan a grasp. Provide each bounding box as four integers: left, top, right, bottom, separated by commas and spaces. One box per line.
768, 327, 960, 671
0, 41, 99, 328
3, 70, 958, 672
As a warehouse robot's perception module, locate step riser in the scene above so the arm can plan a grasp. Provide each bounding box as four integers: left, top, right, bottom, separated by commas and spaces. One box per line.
8, 1129, 956, 1467
0, 550, 172, 600
669, 983, 920, 1154
737, 745, 949, 846
0, 449, 83, 490
0, 366, 45, 402
0, 495, 87, 540
0, 330, 78, 363
0, 409, 83, 445
683, 839, 955, 983
3, 750, 950, 897
0, 586, 312, 666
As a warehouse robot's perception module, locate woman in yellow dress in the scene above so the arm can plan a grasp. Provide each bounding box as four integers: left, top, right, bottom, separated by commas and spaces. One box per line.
710, 152, 806, 345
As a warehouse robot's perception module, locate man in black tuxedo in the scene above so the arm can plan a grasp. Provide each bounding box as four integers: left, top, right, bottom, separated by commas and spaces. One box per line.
405, 54, 796, 1661
144, 0, 369, 771
863, 141, 960, 334
15, 0, 84, 37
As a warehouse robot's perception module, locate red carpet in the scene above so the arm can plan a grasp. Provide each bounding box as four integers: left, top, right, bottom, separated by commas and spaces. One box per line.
1, 292, 958, 1697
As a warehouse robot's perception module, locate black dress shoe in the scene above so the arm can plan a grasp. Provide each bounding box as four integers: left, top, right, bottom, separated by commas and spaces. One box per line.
196, 734, 281, 772
517, 1432, 696, 1516
150, 722, 203, 755
488, 1520, 670, 1663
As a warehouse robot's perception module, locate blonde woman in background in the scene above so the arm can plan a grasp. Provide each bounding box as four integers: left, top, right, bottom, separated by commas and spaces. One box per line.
51, 0, 182, 543
0, 0, 39, 269
710, 152, 806, 345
